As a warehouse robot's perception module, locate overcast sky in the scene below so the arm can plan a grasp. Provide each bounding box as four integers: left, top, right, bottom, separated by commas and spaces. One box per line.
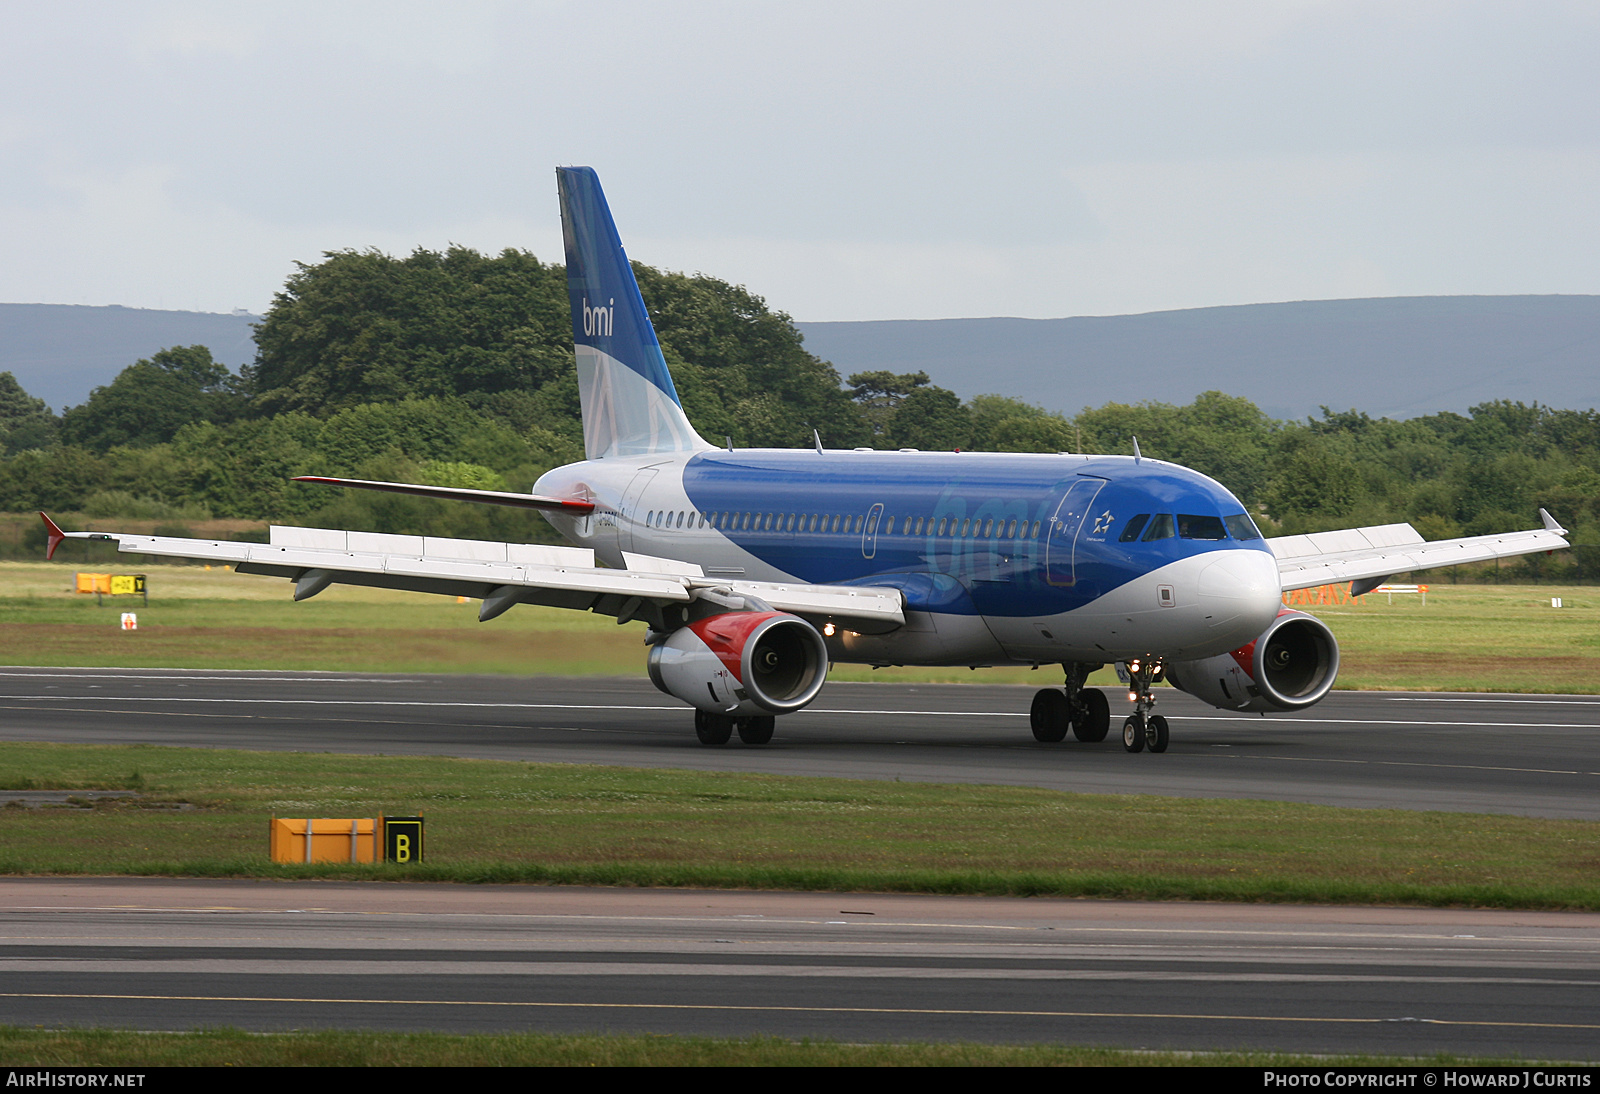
2, 1, 1596, 321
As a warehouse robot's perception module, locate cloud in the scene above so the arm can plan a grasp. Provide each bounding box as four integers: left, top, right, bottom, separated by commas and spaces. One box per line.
1, 2, 1597, 317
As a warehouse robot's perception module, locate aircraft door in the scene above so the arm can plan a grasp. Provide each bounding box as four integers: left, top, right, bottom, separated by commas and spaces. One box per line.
620, 468, 658, 553
861, 502, 884, 559
1044, 477, 1107, 587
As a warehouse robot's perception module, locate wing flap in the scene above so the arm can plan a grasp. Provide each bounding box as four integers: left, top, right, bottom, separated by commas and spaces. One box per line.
713, 578, 904, 631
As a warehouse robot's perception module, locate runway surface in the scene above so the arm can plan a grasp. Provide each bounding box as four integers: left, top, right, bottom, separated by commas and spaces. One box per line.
1, 666, 1598, 818
2, 878, 1597, 1058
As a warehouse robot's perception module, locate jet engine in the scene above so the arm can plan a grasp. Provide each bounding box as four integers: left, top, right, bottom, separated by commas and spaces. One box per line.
1165, 608, 1339, 713
647, 610, 829, 716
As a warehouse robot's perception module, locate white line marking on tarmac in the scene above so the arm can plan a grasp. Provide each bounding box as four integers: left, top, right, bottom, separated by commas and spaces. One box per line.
2, 991, 1597, 1030
0, 671, 425, 683
3, 959, 1597, 985
0, 696, 686, 711
7, 695, 1600, 734
1386, 697, 1600, 706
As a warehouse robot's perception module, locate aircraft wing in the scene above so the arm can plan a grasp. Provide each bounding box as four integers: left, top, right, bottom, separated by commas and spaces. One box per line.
43, 521, 905, 635
1269, 509, 1570, 593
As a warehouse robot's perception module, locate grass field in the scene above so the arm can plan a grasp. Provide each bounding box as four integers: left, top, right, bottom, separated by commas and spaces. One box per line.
0, 560, 1594, 689
0, 1027, 1533, 1067
4, 741, 1598, 909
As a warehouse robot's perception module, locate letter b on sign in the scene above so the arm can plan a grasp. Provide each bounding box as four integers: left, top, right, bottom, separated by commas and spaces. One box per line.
383, 817, 424, 864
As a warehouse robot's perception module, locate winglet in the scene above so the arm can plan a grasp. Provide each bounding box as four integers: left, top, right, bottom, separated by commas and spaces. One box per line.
1540, 508, 1567, 535
39, 513, 66, 560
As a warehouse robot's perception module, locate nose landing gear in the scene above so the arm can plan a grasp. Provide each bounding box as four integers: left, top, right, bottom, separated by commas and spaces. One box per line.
1120, 658, 1170, 754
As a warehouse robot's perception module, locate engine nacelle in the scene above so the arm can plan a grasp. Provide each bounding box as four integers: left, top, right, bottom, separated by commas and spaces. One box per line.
1165, 608, 1339, 713
647, 611, 829, 716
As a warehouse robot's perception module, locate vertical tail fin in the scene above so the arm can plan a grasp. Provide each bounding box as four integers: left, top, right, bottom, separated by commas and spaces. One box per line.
557, 167, 709, 460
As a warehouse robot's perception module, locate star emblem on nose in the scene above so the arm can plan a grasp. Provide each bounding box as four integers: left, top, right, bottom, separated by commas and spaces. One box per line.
1091, 510, 1114, 534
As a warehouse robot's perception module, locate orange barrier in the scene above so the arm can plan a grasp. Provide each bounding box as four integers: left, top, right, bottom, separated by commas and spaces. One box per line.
74, 573, 147, 605
270, 817, 379, 863
1282, 583, 1431, 607
1282, 584, 1365, 607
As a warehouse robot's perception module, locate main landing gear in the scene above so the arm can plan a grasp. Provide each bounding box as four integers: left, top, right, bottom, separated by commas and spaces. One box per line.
694, 710, 776, 747
1120, 657, 1169, 754
1030, 663, 1111, 744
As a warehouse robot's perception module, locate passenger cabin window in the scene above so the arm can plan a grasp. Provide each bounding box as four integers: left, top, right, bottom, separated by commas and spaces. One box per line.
1141, 514, 1175, 542
1119, 514, 1151, 542
1177, 514, 1228, 540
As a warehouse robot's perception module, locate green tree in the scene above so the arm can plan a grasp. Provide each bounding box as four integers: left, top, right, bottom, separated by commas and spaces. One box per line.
848, 370, 932, 440
635, 265, 865, 448
886, 385, 973, 450
312, 398, 530, 476
0, 372, 58, 454
967, 394, 1078, 453
59, 346, 241, 453
251, 247, 571, 415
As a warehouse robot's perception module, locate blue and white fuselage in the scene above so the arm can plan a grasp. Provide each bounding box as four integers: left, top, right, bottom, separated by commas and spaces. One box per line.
537, 449, 1282, 667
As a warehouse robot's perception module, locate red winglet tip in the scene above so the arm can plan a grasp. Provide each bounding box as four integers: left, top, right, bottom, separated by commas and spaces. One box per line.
39, 512, 65, 560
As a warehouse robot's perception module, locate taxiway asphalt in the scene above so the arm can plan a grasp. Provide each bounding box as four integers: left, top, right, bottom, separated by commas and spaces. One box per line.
1, 667, 1596, 818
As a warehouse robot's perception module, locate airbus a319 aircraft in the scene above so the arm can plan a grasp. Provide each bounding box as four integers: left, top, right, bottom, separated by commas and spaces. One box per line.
42, 167, 1571, 753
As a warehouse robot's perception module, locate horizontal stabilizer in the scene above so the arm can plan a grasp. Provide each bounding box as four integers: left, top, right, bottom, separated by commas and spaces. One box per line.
292, 476, 595, 514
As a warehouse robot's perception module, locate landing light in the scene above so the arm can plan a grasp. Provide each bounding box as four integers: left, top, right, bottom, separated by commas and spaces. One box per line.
823, 623, 836, 637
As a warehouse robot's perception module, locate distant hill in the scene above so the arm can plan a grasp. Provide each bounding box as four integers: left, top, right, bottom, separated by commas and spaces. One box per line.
0, 304, 259, 412
797, 295, 1600, 421
5, 296, 1599, 421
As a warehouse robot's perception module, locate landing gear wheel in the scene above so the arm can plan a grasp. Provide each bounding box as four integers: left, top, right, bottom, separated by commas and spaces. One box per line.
737, 716, 775, 745
1030, 689, 1069, 742
1072, 688, 1110, 743
694, 710, 734, 747
1146, 714, 1169, 753
1122, 714, 1146, 753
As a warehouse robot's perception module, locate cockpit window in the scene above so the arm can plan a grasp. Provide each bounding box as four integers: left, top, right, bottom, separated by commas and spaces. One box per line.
1119, 514, 1150, 542
1140, 513, 1175, 542
1177, 514, 1228, 540
1224, 513, 1263, 541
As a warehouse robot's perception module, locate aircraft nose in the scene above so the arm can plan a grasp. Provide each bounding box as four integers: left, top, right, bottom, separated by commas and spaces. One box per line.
1196, 548, 1283, 641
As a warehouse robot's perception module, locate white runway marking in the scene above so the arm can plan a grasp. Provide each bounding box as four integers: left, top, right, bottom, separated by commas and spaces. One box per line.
7, 694, 1600, 732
